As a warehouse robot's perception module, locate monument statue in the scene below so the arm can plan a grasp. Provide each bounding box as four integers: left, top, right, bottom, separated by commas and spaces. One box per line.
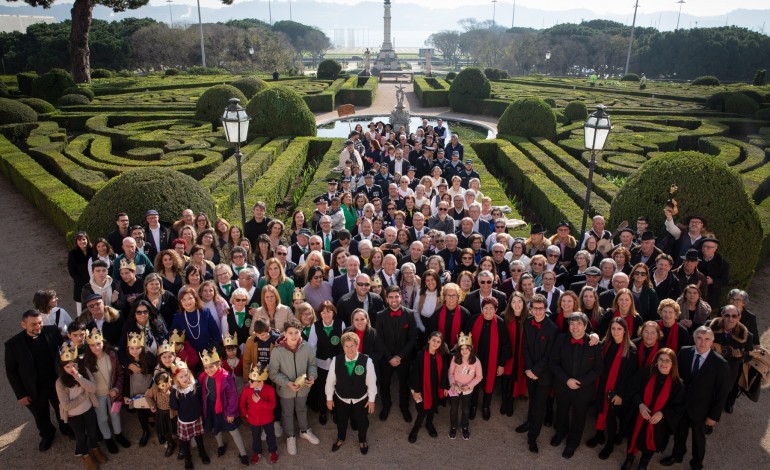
372, 0, 401, 74
390, 83, 410, 133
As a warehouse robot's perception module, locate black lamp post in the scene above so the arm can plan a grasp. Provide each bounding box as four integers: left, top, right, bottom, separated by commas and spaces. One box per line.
221, 98, 251, 230
580, 105, 612, 236
545, 50, 551, 76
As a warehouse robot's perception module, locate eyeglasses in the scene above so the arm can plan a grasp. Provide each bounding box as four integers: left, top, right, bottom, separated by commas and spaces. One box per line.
493, 250, 504, 253
547, 254, 559, 258
135, 310, 149, 315
510, 269, 523, 273
531, 262, 543, 267
356, 282, 370, 287
276, 252, 287, 256
478, 280, 492, 285
232, 254, 244, 259
633, 272, 647, 277
233, 298, 248, 302
438, 208, 448, 211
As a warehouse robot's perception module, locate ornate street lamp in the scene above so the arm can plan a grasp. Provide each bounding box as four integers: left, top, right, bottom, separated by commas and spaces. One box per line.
545, 50, 551, 76
581, 105, 612, 236
221, 98, 251, 230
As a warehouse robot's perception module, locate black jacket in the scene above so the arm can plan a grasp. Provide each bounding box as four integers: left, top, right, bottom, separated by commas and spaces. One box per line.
550, 332, 603, 397
522, 316, 559, 383
676, 346, 731, 422
375, 306, 418, 362
5, 326, 63, 401
67, 248, 90, 302
335, 291, 384, 326
462, 289, 508, 317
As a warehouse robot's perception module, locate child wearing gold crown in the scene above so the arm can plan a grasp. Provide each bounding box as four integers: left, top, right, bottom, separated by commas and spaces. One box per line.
221, 332, 244, 381
199, 346, 250, 465
55, 342, 108, 470
169, 358, 211, 468
122, 332, 156, 447
170, 328, 201, 373
144, 366, 177, 458
239, 364, 279, 464
448, 332, 483, 440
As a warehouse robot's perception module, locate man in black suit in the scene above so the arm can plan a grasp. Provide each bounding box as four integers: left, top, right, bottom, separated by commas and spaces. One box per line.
398, 241, 427, 277
107, 212, 131, 255
549, 312, 603, 459
331, 256, 361, 304
316, 215, 338, 253
438, 234, 462, 273
143, 209, 173, 262
335, 273, 384, 326
407, 212, 429, 243
630, 231, 664, 269
462, 270, 508, 317
568, 266, 607, 295
534, 270, 562, 316
661, 326, 731, 469
375, 286, 419, 423
517, 294, 559, 453
5, 310, 68, 451
378, 254, 401, 289
330, 229, 360, 257
598, 272, 640, 310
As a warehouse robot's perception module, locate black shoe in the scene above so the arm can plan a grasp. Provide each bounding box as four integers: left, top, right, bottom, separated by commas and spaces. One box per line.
217, 443, 227, 457
725, 404, 734, 414
462, 428, 470, 440
38, 437, 53, 452
562, 447, 575, 459
598, 443, 614, 460
660, 455, 683, 466
515, 422, 529, 434
586, 431, 605, 448
638, 456, 651, 470
319, 412, 328, 426
528, 441, 539, 453
165, 440, 176, 458
401, 408, 412, 423
199, 448, 211, 464
239, 454, 249, 466
550, 433, 565, 447
500, 402, 506, 415
705, 425, 713, 435
178, 444, 185, 460
469, 406, 477, 420
332, 440, 344, 452
105, 438, 119, 454
506, 401, 514, 417
184, 454, 194, 469
408, 430, 418, 443
60, 425, 76, 440
482, 407, 491, 421
159, 436, 166, 446
359, 442, 368, 455
379, 406, 390, 422
114, 433, 131, 448
449, 428, 457, 440
139, 431, 150, 447
544, 418, 553, 427
622, 454, 635, 470
426, 423, 438, 438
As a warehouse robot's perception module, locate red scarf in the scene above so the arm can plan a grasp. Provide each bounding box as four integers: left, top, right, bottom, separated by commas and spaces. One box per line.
629, 374, 672, 455
354, 329, 365, 352
555, 311, 566, 331
658, 321, 679, 351
438, 305, 462, 347
422, 351, 444, 409
614, 311, 636, 338
471, 315, 499, 394
596, 342, 624, 430
505, 319, 528, 398
637, 341, 659, 369
211, 368, 228, 414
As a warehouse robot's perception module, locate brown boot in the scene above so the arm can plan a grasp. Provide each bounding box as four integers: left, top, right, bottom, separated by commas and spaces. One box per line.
90, 447, 108, 464
82, 454, 99, 470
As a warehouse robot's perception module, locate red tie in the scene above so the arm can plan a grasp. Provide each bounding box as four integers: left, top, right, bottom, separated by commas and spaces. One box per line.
390, 310, 402, 317
571, 337, 584, 345
531, 320, 541, 329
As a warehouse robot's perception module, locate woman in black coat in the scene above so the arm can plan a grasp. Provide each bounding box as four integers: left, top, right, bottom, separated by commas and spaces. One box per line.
343, 308, 381, 365
67, 231, 92, 312
408, 331, 450, 443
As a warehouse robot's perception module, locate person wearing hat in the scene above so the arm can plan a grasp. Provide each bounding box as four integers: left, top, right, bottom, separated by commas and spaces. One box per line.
143, 209, 172, 262
630, 231, 664, 270
446, 150, 463, 177
664, 210, 707, 264
375, 163, 394, 195
459, 159, 480, 190
312, 196, 330, 232
338, 140, 362, 173
324, 179, 341, 201
358, 171, 383, 201
698, 238, 729, 311
673, 249, 708, 299
608, 227, 638, 258
568, 266, 607, 296
288, 228, 313, 266
77, 293, 125, 347
548, 221, 578, 270
444, 133, 464, 160
525, 224, 551, 258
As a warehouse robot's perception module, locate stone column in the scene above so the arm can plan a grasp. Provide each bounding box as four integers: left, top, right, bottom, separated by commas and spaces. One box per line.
383, 0, 393, 51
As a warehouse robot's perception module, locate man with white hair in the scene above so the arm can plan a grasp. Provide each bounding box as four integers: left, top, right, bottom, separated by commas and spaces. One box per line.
462, 270, 507, 317
580, 215, 612, 249
332, 256, 361, 303
112, 236, 154, 279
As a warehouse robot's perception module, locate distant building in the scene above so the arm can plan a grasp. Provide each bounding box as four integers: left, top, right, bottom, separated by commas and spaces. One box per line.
0, 15, 55, 33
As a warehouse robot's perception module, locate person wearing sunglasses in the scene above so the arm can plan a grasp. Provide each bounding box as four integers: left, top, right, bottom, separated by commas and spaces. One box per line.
707, 305, 754, 415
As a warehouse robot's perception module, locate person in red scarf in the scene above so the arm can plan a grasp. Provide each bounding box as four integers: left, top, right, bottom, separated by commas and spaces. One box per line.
633, 321, 664, 370
517, 294, 558, 454
657, 300, 690, 353
586, 317, 638, 460
407, 331, 450, 443
343, 309, 381, 368
622, 348, 685, 470
424, 283, 470, 349
598, 288, 642, 340
469, 296, 511, 421
549, 312, 603, 459
500, 292, 529, 417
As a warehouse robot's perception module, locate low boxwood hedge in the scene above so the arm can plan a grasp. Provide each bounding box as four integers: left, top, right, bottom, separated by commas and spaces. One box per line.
414, 76, 449, 107
336, 76, 378, 107
244, 137, 312, 215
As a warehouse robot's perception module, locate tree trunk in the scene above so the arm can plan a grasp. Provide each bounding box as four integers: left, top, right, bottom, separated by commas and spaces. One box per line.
69, 0, 94, 84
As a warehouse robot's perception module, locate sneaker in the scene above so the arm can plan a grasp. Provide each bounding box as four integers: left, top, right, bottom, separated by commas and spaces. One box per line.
300, 429, 320, 445
251, 454, 260, 465
448, 428, 457, 440
239, 454, 249, 466
270, 452, 279, 463
286, 437, 297, 456
274, 421, 283, 438
462, 428, 470, 440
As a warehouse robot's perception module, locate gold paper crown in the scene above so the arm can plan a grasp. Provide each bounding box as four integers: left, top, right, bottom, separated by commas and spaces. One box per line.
457, 332, 473, 348
170, 358, 188, 376
157, 339, 175, 355
119, 258, 136, 272
127, 332, 145, 348
60, 343, 79, 362
86, 327, 104, 345
370, 276, 382, 286
200, 348, 221, 366
292, 287, 305, 301
223, 332, 238, 347
249, 363, 269, 382
169, 329, 186, 344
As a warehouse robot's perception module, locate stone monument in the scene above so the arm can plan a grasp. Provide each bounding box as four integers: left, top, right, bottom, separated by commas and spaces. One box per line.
360, 48, 371, 77
425, 50, 432, 77
372, 0, 400, 74
389, 83, 410, 133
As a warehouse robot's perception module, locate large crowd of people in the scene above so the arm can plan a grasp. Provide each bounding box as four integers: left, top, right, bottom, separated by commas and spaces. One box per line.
5, 122, 764, 470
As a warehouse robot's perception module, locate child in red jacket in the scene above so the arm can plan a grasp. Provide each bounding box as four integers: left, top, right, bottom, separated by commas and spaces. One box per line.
240, 364, 278, 464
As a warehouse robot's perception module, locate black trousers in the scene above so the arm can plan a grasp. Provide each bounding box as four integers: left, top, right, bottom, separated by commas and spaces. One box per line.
449, 394, 471, 429
411, 402, 435, 434
334, 397, 369, 443
69, 408, 99, 456
250, 423, 277, 453
500, 374, 514, 403
378, 360, 410, 410
470, 382, 494, 410
26, 384, 64, 440
315, 368, 330, 414
554, 387, 592, 449
526, 377, 551, 442
672, 413, 707, 470
135, 408, 151, 433
597, 402, 626, 442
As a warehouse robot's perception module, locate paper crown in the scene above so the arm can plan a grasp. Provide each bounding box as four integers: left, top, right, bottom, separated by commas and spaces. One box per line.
157, 339, 175, 355
127, 332, 145, 348
86, 327, 104, 345
249, 363, 269, 382
119, 258, 136, 272
457, 332, 473, 348
292, 287, 305, 301
370, 276, 382, 286
223, 332, 238, 347
169, 329, 186, 344
60, 342, 79, 362
170, 358, 188, 377
200, 347, 221, 366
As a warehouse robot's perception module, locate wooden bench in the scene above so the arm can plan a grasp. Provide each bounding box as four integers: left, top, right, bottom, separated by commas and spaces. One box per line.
378, 71, 414, 83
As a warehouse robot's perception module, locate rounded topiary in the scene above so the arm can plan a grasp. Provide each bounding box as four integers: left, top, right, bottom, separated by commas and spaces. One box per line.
691, 75, 720, 86
63, 86, 95, 101
564, 100, 588, 123
753, 69, 766, 86
16, 72, 38, 96
449, 66, 491, 110
57, 94, 91, 106
231, 76, 269, 99
754, 107, 770, 121
195, 84, 247, 128
18, 97, 56, 114
317, 59, 342, 80
609, 151, 761, 288
544, 97, 556, 108
736, 89, 764, 104
724, 92, 760, 116
705, 91, 730, 111
497, 97, 556, 141
91, 68, 114, 79
245, 86, 316, 138
621, 73, 640, 82
446, 72, 457, 80
0, 81, 8, 98
0, 97, 37, 125
164, 68, 181, 76
31, 69, 76, 104
77, 167, 216, 240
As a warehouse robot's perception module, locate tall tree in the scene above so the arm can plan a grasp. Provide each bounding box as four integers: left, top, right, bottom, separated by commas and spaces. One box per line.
425, 31, 460, 67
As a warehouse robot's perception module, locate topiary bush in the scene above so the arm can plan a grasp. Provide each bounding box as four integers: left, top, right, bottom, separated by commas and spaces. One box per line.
317, 59, 342, 80
484, 68, 509, 81
737, 89, 764, 104
609, 151, 762, 289
754, 107, 770, 121
0, 98, 37, 125
497, 97, 556, 141
77, 167, 216, 240
195, 84, 247, 129
57, 94, 91, 107
691, 75, 720, 86
164, 68, 181, 76
31, 69, 76, 104
449, 66, 491, 110
705, 91, 730, 111
231, 76, 269, 99
16, 72, 38, 96
245, 86, 316, 138
0, 81, 8, 98
621, 73, 640, 82
564, 100, 588, 123
724, 92, 760, 116
445, 72, 457, 80
18, 98, 56, 114
91, 68, 114, 79
753, 69, 766, 86
63, 87, 95, 101
544, 97, 556, 108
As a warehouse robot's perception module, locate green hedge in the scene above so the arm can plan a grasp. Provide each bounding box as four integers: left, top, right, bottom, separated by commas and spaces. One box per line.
413, 76, 450, 107
450, 98, 510, 116
294, 138, 347, 218
244, 137, 312, 215
302, 78, 347, 112
335, 76, 378, 107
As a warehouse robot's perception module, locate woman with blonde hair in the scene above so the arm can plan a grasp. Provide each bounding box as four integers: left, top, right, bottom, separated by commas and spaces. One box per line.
258, 258, 296, 306
598, 288, 642, 340
294, 251, 329, 289
251, 284, 295, 334
656, 299, 689, 353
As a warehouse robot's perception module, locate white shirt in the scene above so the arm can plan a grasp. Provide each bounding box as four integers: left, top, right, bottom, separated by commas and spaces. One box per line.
325, 353, 378, 404
149, 226, 161, 251
308, 321, 347, 370
413, 291, 438, 332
